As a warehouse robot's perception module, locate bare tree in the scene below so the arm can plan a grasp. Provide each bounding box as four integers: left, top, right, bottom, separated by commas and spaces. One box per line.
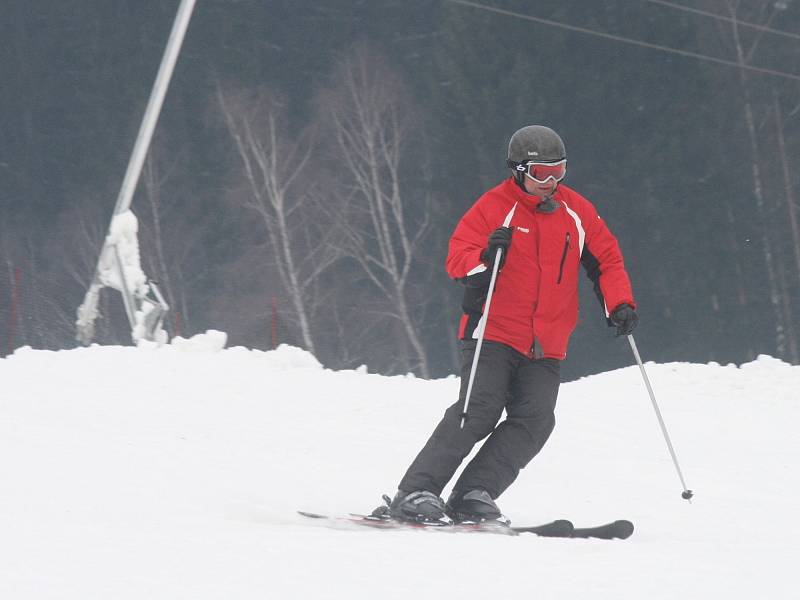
695, 0, 799, 360
770, 89, 800, 363
140, 147, 179, 332
319, 44, 432, 377
217, 85, 340, 356
721, 0, 787, 355
0, 194, 133, 352
137, 142, 211, 338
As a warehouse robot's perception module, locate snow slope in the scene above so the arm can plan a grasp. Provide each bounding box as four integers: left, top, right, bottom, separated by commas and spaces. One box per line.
1, 336, 797, 599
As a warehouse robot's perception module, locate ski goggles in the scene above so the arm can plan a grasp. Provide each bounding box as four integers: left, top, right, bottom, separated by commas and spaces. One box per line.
514, 159, 567, 184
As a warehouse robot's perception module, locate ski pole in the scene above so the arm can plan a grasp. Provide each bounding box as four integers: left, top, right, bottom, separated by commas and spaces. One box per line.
460, 204, 517, 429
627, 334, 694, 502
459, 245, 503, 429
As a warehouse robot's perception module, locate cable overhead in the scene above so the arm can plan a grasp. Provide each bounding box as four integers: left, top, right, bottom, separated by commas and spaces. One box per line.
644, 0, 800, 43
442, 0, 800, 82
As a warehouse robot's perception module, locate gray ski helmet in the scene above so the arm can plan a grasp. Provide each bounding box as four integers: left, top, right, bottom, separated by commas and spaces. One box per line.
507, 125, 566, 166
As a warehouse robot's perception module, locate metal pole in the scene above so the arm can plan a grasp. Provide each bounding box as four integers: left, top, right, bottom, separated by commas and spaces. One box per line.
76, 0, 197, 344
112, 0, 197, 217
459, 247, 503, 429
628, 334, 694, 501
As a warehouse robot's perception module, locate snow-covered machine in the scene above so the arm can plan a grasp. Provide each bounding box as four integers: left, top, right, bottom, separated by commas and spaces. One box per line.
76, 211, 169, 345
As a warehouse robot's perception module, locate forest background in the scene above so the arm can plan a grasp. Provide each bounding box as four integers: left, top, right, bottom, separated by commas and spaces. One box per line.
2, 0, 799, 380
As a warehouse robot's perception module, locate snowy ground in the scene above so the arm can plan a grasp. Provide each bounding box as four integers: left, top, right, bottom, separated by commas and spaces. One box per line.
1, 334, 797, 599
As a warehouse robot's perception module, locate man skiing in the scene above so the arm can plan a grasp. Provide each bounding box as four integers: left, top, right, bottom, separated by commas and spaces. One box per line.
387, 125, 638, 524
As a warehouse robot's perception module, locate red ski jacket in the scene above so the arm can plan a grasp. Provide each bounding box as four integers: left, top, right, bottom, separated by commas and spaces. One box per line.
446, 178, 635, 360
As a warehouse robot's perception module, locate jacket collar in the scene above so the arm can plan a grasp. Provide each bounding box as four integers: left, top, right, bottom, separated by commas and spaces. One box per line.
502, 177, 560, 208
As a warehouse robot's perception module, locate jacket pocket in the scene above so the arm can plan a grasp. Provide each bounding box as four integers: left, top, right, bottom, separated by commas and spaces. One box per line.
557, 232, 571, 284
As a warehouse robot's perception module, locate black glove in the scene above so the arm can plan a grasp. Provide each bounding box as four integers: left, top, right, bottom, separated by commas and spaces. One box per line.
610, 303, 638, 336
481, 226, 513, 268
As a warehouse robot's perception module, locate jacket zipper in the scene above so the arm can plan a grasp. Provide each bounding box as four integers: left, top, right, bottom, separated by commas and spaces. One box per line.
557, 232, 570, 284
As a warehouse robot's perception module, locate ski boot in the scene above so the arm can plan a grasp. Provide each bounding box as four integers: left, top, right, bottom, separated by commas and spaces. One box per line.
446, 489, 509, 524
378, 490, 450, 524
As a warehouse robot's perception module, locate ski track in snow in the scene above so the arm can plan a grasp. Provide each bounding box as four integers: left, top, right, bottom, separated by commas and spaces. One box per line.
0, 338, 797, 599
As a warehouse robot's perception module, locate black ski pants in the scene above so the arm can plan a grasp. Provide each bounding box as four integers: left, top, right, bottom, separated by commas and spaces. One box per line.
398, 340, 560, 500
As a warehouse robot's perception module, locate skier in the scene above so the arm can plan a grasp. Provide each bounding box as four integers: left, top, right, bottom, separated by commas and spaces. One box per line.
387, 125, 638, 524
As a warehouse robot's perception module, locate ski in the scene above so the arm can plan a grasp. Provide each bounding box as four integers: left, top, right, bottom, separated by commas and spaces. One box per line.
513, 519, 634, 540
298, 511, 516, 535
512, 519, 575, 537
297, 511, 633, 539
571, 520, 635, 540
